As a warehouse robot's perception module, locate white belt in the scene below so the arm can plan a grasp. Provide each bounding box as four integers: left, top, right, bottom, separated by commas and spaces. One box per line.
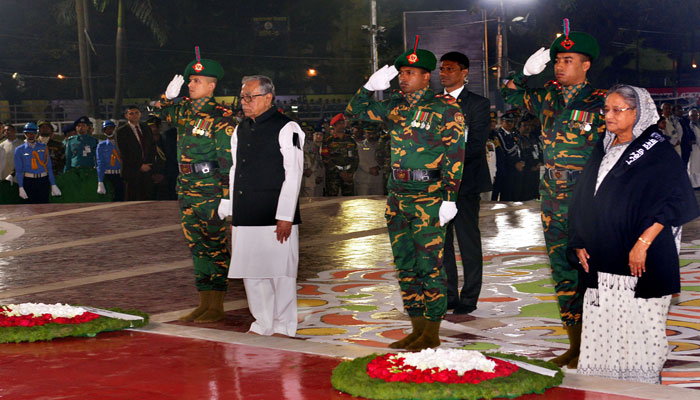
105, 169, 120, 175
24, 172, 47, 178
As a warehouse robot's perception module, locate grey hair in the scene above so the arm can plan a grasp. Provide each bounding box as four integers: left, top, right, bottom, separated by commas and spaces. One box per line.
607, 84, 640, 126
241, 75, 275, 97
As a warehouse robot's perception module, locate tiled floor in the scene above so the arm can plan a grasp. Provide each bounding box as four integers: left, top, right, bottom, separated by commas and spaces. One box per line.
1, 197, 699, 399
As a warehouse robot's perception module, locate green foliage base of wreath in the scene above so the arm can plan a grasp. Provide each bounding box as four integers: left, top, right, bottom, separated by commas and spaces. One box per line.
331, 352, 564, 400
0, 308, 149, 344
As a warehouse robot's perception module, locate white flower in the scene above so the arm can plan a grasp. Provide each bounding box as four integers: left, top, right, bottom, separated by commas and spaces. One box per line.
395, 348, 496, 375
1, 303, 87, 319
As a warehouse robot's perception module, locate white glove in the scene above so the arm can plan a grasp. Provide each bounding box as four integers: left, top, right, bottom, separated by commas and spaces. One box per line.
97, 182, 106, 195
5, 174, 13, 185
438, 201, 458, 227
217, 199, 231, 220
363, 65, 399, 91
51, 185, 62, 197
523, 47, 551, 76
165, 74, 185, 99
18, 187, 28, 199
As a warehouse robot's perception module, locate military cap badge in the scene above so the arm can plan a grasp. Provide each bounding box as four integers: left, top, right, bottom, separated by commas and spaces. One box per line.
193, 47, 204, 72
407, 35, 420, 64
560, 19, 574, 50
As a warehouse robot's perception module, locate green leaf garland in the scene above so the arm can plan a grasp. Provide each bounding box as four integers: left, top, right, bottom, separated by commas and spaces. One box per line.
332, 352, 563, 400
0, 308, 149, 344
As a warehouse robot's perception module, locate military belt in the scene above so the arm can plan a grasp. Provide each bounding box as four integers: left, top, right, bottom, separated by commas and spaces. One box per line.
178, 162, 219, 175
24, 172, 47, 178
105, 169, 120, 175
392, 168, 441, 182
335, 165, 352, 171
544, 167, 581, 182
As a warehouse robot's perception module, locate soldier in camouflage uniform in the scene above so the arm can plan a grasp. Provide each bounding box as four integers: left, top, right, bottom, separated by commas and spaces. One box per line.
346, 45, 465, 351
501, 24, 605, 368
154, 50, 235, 324
322, 113, 358, 196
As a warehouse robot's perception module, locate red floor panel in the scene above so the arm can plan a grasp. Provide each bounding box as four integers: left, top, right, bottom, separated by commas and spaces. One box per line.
0, 330, 647, 400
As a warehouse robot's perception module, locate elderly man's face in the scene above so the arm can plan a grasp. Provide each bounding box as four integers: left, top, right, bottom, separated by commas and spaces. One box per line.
240, 80, 273, 119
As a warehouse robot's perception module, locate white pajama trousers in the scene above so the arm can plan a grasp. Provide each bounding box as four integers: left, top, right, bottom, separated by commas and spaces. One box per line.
244, 277, 298, 337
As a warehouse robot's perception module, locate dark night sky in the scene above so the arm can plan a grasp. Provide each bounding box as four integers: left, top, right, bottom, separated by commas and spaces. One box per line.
0, 0, 698, 102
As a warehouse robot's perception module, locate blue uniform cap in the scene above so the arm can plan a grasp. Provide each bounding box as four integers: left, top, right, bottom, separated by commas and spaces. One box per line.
23, 122, 38, 133
102, 120, 116, 129
74, 116, 92, 126
62, 123, 75, 134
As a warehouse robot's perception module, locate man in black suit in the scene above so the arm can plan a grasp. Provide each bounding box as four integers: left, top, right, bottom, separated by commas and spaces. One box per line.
439, 52, 492, 314
116, 105, 155, 200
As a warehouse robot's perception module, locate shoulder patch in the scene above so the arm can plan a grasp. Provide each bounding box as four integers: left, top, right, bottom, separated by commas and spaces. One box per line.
225, 125, 235, 135
454, 112, 465, 124
435, 94, 457, 105
591, 89, 607, 97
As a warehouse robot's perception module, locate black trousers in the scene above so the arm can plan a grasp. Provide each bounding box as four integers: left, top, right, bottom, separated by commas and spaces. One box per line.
443, 192, 483, 312
23, 176, 50, 204
104, 173, 125, 202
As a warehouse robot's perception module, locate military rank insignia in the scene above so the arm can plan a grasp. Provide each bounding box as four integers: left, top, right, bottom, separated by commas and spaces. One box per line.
193, 62, 204, 72
569, 110, 594, 131
410, 110, 432, 129
192, 118, 212, 136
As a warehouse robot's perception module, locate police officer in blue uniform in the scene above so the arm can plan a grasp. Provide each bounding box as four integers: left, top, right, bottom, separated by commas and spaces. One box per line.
64, 116, 98, 172
96, 120, 124, 201
15, 122, 61, 203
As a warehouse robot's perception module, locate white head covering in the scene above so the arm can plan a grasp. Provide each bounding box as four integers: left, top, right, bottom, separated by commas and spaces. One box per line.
603, 85, 659, 152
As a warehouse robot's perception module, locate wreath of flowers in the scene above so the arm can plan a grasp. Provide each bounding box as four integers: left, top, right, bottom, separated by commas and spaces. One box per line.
0, 303, 149, 343
332, 351, 563, 400
366, 349, 519, 384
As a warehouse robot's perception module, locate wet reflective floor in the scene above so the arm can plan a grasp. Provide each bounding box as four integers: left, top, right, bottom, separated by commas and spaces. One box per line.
0, 197, 699, 399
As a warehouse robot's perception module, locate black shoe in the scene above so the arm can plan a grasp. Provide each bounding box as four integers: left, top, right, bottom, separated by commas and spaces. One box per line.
453, 304, 476, 315
447, 299, 459, 310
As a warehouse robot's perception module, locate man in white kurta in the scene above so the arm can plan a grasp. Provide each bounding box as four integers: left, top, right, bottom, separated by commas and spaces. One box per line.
218, 75, 304, 337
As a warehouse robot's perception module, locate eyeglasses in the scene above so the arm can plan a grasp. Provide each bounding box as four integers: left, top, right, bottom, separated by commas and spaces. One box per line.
601, 107, 635, 115
240, 93, 267, 103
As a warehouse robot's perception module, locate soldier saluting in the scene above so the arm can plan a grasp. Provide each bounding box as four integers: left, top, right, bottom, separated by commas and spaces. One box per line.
346, 38, 465, 351
501, 19, 606, 368
153, 47, 236, 324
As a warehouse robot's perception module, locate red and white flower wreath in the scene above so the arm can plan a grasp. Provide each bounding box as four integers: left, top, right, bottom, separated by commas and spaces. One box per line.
367, 348, 519, 384
0, 303, 99, 327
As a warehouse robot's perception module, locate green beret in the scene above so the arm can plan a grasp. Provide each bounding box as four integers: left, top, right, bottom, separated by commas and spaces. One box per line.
550, 31, 599, 61
394, 49, 437, 71
184, 59, 224, 80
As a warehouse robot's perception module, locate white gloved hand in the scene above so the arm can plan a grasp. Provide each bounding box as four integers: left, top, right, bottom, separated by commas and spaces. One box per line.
363, 65, 399, 91
523, 47, 551, 76
165, 74, 185, 99
97, 182, 106, 195
217, 199, 231, 220
438, 201, 458, 227
18, 187, 28, 200
51, 185, 62, 197
5, 174, 14, 185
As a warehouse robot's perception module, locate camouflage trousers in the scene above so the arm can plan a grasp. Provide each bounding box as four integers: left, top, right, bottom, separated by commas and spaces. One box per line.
178, 175, 230, 291
540, 177, 582, 326
325, 169, 354, 196
385, 191, 448, 321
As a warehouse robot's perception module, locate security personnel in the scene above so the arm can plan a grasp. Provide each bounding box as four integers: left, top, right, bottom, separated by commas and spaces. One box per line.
37, 120, 65, 176
96, 120, 124, 201
153, 48, 235, 324
322, 113, 358, 196
64, 116, 98, 172
14, 122, 61, 203
491, 110, 524, 201
346, 43, 465, 351
501, 20, 606, 368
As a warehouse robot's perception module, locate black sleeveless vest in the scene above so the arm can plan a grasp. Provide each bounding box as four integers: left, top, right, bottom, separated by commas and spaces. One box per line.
232, 107, 301, 226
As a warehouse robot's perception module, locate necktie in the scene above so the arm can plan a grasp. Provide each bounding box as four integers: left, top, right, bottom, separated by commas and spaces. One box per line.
134, 125, 146, 161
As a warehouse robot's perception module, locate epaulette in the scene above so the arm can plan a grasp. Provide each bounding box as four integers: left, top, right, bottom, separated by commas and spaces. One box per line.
591, 89, 607, 97
215, 105, 233, 117
435, 94, 457, 104
544, 80, 561, 90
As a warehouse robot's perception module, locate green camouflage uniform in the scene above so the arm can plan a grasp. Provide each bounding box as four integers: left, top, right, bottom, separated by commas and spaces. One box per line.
46, 139, 65, 176
155, 95, 235, 291
501, 72, 605, 325
347, 86, 465, 321
375, 128, 391, 193
322, 133, 358, 196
